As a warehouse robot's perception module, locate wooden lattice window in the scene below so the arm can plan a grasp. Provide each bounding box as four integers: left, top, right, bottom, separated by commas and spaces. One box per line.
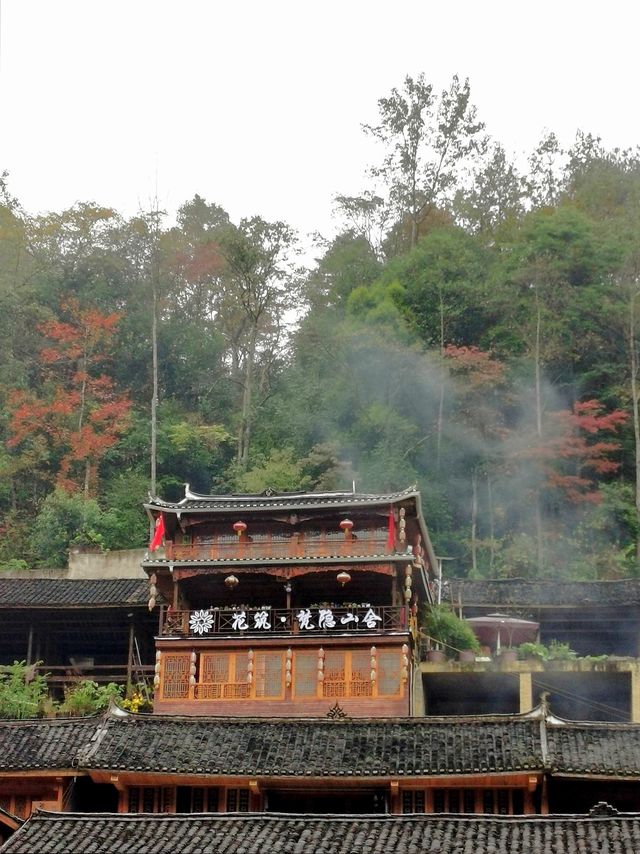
160, 653, 190, 699
323, 650, 346, 697
196, 651, 284, 700
226, 788, 250, 812
349, 650, 373, 697
254, 650, 284, 699
401, 791, 425, 813
293, 648, 402, 700
377, 649, 401, 696
176, 787, 219, 813
127, 787, 174, 813
293, 651, 317, 697
410, 788, 526, 815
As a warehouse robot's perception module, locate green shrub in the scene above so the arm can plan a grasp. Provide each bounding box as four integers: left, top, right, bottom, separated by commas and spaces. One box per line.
58, 680, 123, 716
423, 605, 480, 657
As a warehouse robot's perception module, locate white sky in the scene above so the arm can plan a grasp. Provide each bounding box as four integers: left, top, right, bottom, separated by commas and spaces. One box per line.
0, 0, 638, 241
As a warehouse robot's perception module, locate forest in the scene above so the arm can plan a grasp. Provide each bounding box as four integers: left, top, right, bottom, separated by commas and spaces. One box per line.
1, 73, 640, 580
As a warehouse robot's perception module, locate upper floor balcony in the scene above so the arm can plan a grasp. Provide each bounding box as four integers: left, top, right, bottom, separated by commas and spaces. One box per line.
160, 603, 412, 639
163, 530, 403, 563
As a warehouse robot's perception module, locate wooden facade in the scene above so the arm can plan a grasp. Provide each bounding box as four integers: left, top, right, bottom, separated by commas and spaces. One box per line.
143, 487, 435, 718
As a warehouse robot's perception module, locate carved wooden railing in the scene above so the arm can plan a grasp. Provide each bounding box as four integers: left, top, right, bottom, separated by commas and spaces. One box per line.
164, 532, 394, 562
160, 604, 409, 638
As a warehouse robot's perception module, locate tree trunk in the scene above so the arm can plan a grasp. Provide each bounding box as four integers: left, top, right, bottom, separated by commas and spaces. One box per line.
470, 469, 478, 574
629, 290, 640, 563
435, 289, 445, 470
534, 288, 544, 574
487, 472, 495, 573
238, 330, 257, 467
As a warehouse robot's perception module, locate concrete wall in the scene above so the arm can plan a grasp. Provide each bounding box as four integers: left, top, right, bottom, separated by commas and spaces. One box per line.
67, 548, 147, 579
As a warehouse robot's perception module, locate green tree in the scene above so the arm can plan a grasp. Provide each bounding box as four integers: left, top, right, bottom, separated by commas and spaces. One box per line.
364, 74, 486, 249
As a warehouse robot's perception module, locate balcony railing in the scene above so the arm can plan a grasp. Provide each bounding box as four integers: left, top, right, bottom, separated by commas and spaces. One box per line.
163, 531, 396, 562
160, 604, 409, 638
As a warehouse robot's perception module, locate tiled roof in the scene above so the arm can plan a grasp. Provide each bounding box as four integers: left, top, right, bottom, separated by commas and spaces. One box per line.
0, 579, 149, 608
4, 810, 640, 854
81, 712, 543, 777
548, 721, 640, 776
146, 487, 419, 513
449, 578, 640, 608
0, 717, 99, 771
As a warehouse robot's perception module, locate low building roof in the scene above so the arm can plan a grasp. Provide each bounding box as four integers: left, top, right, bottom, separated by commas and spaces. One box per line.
0, 717, 100, 771
3, 809, 639, 854
6, 705, 640, 781
0, 579, 149, 609
449, 578, 640, 609
547, 720, 640, 777
80, 711, 543, 778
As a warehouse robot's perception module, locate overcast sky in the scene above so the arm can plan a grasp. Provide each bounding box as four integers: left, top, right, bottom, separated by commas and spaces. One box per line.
0, 0, 638, 242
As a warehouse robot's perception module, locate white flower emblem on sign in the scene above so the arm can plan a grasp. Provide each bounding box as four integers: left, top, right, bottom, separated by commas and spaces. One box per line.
189, 609, 214, 635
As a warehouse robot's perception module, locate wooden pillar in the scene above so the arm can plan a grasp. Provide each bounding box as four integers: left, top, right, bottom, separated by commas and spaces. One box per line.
519, 671, 533, 713
631, 665, 640, 723
126, 620, 135, 695
26, 624, 34, 666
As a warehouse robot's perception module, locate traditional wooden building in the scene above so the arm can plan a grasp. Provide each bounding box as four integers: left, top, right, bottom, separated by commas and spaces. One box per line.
143, 487, 436, 717
3, 698, 640, 831
0, 577, 156, 692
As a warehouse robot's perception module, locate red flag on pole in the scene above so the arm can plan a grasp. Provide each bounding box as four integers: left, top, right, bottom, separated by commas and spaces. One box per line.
149, 515, 165, 551
387, 507, 395, 552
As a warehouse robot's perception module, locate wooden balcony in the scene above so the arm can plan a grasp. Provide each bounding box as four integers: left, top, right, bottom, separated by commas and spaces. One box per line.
160, 604, 409, 638
164, 531, 396, 562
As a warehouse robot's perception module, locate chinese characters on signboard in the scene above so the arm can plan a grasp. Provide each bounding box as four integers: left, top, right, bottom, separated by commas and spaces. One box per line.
188, 607, 383, 635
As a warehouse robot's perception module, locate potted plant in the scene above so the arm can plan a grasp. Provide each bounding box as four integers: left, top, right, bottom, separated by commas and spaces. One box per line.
518, 641, 549, 662
423, 605, 480, 661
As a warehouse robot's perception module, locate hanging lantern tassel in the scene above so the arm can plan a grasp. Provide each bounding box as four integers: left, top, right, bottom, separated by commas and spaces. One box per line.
399, 508, 406, 543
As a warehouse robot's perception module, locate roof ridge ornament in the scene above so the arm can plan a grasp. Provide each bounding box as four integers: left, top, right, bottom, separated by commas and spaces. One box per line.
326, 702, 349, 719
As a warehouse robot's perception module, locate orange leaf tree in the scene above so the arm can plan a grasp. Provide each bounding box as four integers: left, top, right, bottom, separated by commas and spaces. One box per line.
7, 297, 131, 497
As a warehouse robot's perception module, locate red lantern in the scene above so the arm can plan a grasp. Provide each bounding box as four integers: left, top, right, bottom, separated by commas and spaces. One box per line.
233, 521, 247, 537
339, 519, 354, 534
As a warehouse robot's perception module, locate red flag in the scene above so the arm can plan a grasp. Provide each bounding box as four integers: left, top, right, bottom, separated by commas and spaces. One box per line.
387, 507, 395, 552
149, 515, 165, 551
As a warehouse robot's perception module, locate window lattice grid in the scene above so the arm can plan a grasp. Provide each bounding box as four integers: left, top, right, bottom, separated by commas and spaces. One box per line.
161, 654, 190, 699
293, 651, 317, 697
322, 650, 346, 697
377, 649, 401, 696
226, 788, 250, 812
349, 649, 373, 697
254, 651, 284, 698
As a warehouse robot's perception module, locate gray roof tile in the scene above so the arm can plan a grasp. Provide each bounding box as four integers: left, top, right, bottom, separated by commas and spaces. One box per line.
548, 721, 640, 776
0, 717, 99, 771
0, 579, 149, 608
4, 811, 640, 854
82, 713, 543, 777
450, 578, 640, 608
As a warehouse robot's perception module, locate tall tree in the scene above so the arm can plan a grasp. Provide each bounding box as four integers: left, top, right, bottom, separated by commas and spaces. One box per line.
363, 74, 486, 249
217, 216, 301, 466
7, 298, 131, 497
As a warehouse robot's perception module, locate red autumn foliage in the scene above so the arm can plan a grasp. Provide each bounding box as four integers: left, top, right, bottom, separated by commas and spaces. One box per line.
6, 298, 131, 495
523, 399, 628, 504
443, 344, 506, 387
